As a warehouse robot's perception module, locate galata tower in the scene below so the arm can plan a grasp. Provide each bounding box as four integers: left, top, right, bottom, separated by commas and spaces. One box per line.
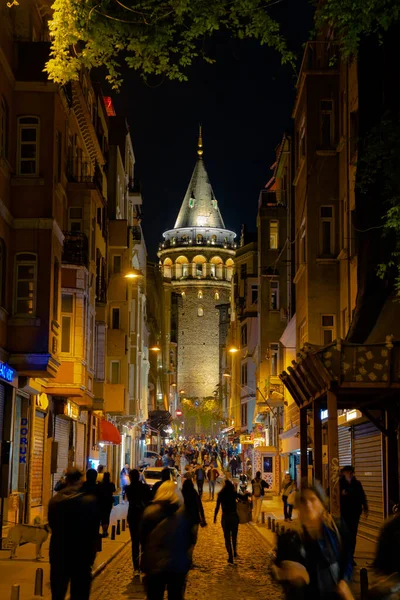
158, 129, 236, 404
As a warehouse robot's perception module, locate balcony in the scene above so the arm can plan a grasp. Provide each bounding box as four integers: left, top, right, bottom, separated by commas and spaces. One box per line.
159, 237, 236, 251
131, 226, 142, 244
62, 232, 89, 267
96, 277, 107, 304
128, 178, 142, 205
67, 159, 104, 196
298, 41, 340, 84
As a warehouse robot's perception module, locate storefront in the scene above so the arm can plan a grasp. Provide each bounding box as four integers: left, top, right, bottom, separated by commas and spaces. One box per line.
53, 399, 84, 491
253, 445, 278, 491
28, 394, 48, 522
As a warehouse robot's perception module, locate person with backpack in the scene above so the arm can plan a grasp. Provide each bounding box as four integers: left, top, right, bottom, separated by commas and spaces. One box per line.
251, 471, 269, 524
195, 464, 205, 498
207, 465, 220, 501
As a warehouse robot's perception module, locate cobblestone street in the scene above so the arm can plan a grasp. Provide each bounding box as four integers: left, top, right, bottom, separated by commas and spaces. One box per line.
90, 493, 283, 600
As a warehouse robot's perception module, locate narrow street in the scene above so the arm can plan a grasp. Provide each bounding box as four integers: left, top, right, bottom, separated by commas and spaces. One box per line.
90, 492, 282, 600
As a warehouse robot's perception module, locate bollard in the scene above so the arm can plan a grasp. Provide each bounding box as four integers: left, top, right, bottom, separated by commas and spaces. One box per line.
275, 523, 280, 535
261, 512, 265, 525
10, 584, 20, 600
267, 516, 272, 530
360, 568, 369, 600
111, 525, 116, 540
116, 519, 121, 535
34, 567, 43, 597
122, 518, 126, 532
280, 525, 285, 534
271, 519, 276, 533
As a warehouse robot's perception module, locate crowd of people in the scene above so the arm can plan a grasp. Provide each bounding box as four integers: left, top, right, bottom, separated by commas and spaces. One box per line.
48, 438, 400, 600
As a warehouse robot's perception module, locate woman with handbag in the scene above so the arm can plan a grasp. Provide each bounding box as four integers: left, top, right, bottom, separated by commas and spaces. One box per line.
282, 473, 296, 522
273, 481, 354, 600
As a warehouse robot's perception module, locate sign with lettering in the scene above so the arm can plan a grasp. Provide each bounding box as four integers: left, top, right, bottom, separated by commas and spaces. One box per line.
65, 400, 79, 421
0, 360, 15, 383
19, 417, 29, 464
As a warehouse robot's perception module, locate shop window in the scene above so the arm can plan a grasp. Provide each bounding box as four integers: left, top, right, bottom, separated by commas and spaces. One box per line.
263, 456, 273, 473
270, 220, 279, 249
14, 253, 37, 316
61, 293, 74, 353
17, 116, 40, 176
110, 361, 120, 384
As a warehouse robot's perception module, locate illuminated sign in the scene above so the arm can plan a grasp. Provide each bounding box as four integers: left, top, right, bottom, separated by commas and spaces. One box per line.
176, 409, 183, 417
19, 418, 29, 464
65, 400, 79, 421
0, 360, 15, 383
103, 96, 116, 116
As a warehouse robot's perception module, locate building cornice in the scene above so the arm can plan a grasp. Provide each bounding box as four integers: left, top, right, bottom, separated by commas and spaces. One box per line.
158, 246, 235, 259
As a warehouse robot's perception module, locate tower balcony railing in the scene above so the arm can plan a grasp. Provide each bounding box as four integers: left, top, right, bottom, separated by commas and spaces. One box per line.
159, 237, 236, 251
62, 231, 89, 267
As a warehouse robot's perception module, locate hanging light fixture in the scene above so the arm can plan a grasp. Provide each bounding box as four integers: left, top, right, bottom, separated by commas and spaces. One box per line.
124, 268, 143, 279
150, 343, 161, 352
228, 346, 239, 353
223, 370, 231, 377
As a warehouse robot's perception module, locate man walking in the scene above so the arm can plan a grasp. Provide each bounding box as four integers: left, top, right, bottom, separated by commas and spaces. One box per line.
340, 465, 368, 564
48, 468, 100, 600
230, 456, 238, 478
207, 465, 220, 500
195, 464, 205, 497
251, 471, 269, 524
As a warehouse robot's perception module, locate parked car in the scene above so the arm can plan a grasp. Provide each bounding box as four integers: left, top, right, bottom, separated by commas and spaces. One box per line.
142, 466, 182, 490
138, 451, 161, 468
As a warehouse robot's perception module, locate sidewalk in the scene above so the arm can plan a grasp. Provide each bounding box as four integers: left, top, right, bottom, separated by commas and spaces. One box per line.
0, 503, 130, 600
249, 495, 378, 600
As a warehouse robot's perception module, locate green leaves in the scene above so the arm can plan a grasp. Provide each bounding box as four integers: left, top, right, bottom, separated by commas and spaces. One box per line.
45, 0, 294, 89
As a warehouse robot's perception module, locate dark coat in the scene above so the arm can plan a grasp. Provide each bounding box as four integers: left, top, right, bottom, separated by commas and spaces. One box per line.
48, 484, 100, 564
139, 500, 191, 575
125, 481, 151, 526
275, 519, 353, 600
340, 476, 368, 518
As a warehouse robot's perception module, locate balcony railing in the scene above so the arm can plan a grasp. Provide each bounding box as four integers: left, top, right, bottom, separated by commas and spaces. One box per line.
62, 232, 89, 267
132, 226, 142, 244
298, 41, 340, 84
67, 159, 104, 196
160, 237, 236, 251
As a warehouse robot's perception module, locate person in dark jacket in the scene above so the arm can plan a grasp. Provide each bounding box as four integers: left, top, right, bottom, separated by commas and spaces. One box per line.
48, 468, 100, 600
140, 481, 191, 600
81, 468, 99, 495
182, 478, 206, 563
125, 469, 151, 575
273, 481, 353, 600
195, 465, 205, 497
340, 465, 368, 564
151, 467, 171, 498
98, 472, 116, 537
214, 479, 239, 565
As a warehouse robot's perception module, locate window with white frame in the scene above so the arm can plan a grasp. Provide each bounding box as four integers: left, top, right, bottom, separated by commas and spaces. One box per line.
14, 253, 37, 316
270, 220, 279, 249
68, 207, 83, 233
321, 314, 335, 345
270, 280, 279, 310
1, 96, 9, 159
61, 294, 74, 353
270, 343, 279, 376
110, 361, 120, 384
299, 319, 307, 348
17, 116, 40, 176
320, 100, 334, 147
241, 362, 248, 386
320, 206, 334, 256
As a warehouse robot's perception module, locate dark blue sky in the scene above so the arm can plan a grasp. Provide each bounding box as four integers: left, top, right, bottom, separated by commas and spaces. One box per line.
110, 0, 313, 258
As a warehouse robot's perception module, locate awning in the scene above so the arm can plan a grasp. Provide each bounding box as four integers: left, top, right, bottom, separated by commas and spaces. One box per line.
99, 420, 121, 445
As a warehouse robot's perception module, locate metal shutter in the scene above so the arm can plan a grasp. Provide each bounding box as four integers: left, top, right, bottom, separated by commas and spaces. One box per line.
0, 384, 4, 441
338, 426, 352, 468
54, 416, 70, 487
75, 422, 85, 472
354, 422, 384, 542
30, 411, 45, 508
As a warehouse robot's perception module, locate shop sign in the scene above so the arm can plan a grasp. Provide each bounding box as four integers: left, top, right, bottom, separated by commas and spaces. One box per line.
36, 393, 49, 410
19, 417, 29, 464
0, 360, 15, 383
240, 434, 253, 445
65, 400, 79, 421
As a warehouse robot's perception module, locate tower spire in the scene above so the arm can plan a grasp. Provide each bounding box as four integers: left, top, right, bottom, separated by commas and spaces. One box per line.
197, 124, 203, 159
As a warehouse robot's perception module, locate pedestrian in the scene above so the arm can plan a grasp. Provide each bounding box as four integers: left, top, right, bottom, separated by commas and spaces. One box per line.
162, 452, 169, 467
281, 473, 296, 522
230, 456, 238, 477
120, 463, 130, 502
155, 456, 163, 467
48, 468, 100, 600
98, 472, 116, 537
340, 465, 368, 565
125, 468, 151, 576
152, 467, 171, 498
214, 479, 239, 565
207, 464, 220, 501
182, 478, 206, 563
273, 481, 353, 600
140, 481, 192, 600
82, 468, 99, 495
97, 464, 105, 483
251, 471, 269, 524
180, 452, 187, 473
195, 464, 205, 498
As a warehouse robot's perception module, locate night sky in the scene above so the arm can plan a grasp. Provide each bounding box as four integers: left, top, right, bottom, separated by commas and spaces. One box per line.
109, 0, 313, 259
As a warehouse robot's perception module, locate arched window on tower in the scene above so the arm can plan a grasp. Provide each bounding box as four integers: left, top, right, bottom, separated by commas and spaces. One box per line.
214, 291, 220, 301
211, 235, 217, 245
198, 306, 204, 317
198, 290, 203, 299
196, 234, 203, 245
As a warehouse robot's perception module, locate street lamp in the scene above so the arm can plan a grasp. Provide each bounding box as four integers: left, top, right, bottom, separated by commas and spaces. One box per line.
228, 346, 239, 353
150, 343, 161, 352
223, 369, 231, 378
124, 268, 143, 279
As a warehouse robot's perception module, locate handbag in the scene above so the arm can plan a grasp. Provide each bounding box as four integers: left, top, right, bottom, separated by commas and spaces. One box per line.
287, 490, 296, 506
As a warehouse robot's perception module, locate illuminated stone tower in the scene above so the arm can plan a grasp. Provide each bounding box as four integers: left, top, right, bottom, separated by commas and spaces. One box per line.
158, 129, 236, 403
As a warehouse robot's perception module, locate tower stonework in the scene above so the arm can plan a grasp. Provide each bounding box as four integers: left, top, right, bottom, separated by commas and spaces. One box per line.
158, 131, 236, 403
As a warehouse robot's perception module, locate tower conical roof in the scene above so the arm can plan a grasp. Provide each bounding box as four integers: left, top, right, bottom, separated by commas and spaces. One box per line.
174, 130, 225, 230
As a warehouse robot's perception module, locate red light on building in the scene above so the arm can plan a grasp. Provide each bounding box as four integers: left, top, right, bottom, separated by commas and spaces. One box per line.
176, 409, 183, 417
103, 96, 116, 117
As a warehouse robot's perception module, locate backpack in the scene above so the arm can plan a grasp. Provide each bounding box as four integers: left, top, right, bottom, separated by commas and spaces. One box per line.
253, 480, 262, 497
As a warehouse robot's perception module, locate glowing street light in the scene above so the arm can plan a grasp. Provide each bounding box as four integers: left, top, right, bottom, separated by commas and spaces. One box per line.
179, 389, 185, 394
124, 268, 142, 279
150, 343, 161, 352
228, 346, 239, 353
223, 370, 231, 378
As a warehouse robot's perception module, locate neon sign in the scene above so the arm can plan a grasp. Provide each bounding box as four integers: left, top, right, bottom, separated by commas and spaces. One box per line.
0, 360, 15, 383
